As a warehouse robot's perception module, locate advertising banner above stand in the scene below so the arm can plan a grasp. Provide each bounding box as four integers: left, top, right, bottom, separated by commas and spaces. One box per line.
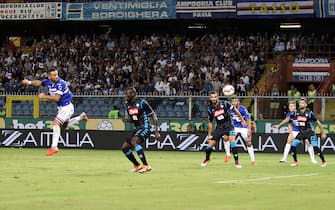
236, 0, 314, 19
62, 0, 176, 21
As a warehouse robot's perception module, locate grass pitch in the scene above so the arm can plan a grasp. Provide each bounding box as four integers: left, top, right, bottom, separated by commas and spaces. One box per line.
0, 148, 334, 210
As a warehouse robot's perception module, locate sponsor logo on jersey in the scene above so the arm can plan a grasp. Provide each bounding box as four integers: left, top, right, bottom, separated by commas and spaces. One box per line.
297, 115, 307, 122
214, 109, 225, 117
128, 108, 139, 115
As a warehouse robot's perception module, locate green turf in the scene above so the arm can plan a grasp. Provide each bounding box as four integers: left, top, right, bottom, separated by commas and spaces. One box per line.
0, 148, 334, 210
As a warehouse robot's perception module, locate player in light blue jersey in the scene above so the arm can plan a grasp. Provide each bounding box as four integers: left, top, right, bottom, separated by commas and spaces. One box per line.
273, 101, 317, 163
22, 68, 88, 156
228, 96, 256, 165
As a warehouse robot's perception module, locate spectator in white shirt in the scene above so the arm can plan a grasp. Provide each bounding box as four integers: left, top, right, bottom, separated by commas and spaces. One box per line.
154, 77, 164, 93
222, 67, 231, 79
237, 79, 247, 95
211, 76, 222, 92
185, 37, 193, 49
249, 51, 258, 62
240, 73, 250, 91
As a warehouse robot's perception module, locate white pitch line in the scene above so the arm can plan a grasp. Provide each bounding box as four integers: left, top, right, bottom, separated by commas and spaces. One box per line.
216, 173, 320, 184
231, 182, 312, 187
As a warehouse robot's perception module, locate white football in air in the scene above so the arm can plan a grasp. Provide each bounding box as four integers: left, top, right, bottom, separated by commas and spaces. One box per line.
222, 85, 235, 96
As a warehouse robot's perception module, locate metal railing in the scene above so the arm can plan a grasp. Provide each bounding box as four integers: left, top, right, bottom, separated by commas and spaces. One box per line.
1, 94, 335, 121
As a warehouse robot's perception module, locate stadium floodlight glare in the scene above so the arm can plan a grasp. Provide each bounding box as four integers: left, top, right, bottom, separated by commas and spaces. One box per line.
280, 23, 301, 29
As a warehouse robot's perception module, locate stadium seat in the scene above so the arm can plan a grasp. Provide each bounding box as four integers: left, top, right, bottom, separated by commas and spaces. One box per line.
12, 105, 23, 116
23, 109, 31, 116
176, 111, 186, 118
39, 109, 48, 116
174, 105, 182, 112
165, 104, 174, 112
159, 111, 168, 118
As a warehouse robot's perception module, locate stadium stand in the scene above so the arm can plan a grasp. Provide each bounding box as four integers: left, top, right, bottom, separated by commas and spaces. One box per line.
1, 14, 335, 118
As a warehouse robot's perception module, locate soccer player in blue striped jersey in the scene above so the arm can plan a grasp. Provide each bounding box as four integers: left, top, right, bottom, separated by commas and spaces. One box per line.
121, 88, 160, 173
229, 96, 256, 165
22, 68, 88, 156
273, 101, 317, 163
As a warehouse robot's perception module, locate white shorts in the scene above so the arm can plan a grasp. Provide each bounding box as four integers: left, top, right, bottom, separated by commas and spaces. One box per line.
292, 131, 299, 138
234, 127, 248, 140
55, 103, 74, 125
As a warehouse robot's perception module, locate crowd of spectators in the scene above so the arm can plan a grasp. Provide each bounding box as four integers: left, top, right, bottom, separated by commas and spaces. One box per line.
0, 30, 333, 96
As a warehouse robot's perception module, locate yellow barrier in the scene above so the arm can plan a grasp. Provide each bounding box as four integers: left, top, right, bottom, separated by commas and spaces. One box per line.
6, 95, 40, 118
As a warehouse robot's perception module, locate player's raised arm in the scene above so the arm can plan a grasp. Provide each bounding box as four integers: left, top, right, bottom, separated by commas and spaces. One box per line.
273, 117, 290, 129
316, 119, 327, 140
150, 112, 160, 140
207, 121, 213, 140
22, 79, 42, 86
233, 107, 246, 126
37, 93, 61, 102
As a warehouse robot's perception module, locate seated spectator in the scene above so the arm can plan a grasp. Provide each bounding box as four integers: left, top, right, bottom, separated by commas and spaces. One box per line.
154, 77, 165, 94
184, 37, 193, 49
116, 83, 127, 95
186, 119, 197, 133
200, 79, 213, 95
198, 118, 208, 133
236, 79, 246, 95
191, 102, 201, 119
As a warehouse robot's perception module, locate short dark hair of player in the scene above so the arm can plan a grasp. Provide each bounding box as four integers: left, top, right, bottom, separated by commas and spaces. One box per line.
209, 91, 218, 95
47, 68, 57, 74
126, 87, 137, 96
231, 95, 239, 100
300, 97, 308, 103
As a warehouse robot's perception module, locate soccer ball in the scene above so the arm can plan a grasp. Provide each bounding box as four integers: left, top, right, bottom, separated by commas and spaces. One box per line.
222, 85, 235, 96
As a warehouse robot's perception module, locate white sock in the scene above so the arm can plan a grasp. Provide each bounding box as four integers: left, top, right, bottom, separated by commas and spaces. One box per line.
247, 146, 255, 162
224, 141, 231, 156
51, 125, 60, 148
67, 116, 81, 127
307, 145, 316, 161
282, 143, 291, 160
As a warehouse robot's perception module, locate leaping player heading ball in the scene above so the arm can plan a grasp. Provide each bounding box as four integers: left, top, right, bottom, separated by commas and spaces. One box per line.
22, 68, 88, 156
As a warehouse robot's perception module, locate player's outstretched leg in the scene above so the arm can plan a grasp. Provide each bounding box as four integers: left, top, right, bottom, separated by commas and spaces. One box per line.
223, 140, 231, 163
307, 145, 317, 164
231, 141, 241, 168
290, 140, 299, 166
246, 138, 256, 165
121, 142, 141, 172
69, 112, 88, 126
46, 124, 60, 156
280, 133, 294, 163
313, 147, 327, 167
201, 145, 213, 167
305, 139, 317, 163
134, 145, 152, 173
280, 143, 291, 163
